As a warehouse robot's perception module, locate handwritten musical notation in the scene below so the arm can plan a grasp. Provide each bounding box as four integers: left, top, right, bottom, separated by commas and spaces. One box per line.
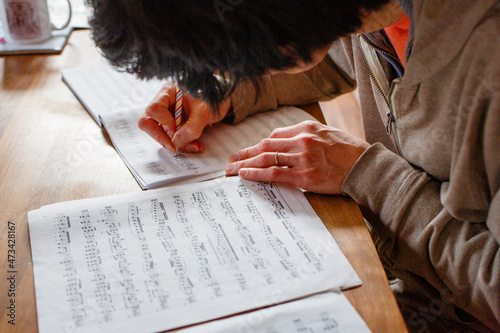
29, 177, 361, 333
99, 106, 317, 189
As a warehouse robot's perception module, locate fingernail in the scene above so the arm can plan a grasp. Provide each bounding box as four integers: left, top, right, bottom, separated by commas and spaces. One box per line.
229, 152, 240, 162
164, 144, 175, 155
226, 163, 235, 173
167, 131, 174, 140
185, 143, 199, 152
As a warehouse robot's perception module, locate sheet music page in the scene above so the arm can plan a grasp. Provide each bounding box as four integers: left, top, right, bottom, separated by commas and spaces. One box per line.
178, 291, 371, 333
100, 106, 316, 189
28, 177, 361, 333
61, 64, 163, 124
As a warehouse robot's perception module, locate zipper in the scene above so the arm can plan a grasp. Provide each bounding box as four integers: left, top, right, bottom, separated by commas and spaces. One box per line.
357, 34, 403, 155
361, 35, 403, 68
386, 111, 395, 134
387, 78, 403, 155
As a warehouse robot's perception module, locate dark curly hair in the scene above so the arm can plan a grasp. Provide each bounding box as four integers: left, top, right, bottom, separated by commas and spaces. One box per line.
86, 0, 390, 108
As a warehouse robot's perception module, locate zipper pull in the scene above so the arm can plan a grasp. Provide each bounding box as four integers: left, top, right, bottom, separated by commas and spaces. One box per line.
386, 112, 395, 135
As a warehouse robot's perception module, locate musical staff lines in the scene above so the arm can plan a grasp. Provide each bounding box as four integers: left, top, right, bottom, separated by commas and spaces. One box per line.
80, 209, 115, 321
174, 195, 222, 298
237, 184, 299, 278
152, 198, 196, 304
253, 182, 323, 273
320, 311, 340, 332
29, 177, 360, 333
54, 213, 85, 328
214, 187, 275, 287
192, 190, 248, 291
128, 203, 169, 312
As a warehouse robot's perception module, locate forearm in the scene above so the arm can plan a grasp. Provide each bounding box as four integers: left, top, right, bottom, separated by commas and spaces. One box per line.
229, 43, 357, 124
342, 143, 500, 331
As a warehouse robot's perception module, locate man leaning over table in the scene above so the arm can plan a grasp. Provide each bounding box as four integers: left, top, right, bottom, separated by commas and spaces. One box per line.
86, 0, 499, 331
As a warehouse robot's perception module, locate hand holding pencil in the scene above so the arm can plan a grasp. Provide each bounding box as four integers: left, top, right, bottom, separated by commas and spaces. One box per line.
174, 87, 183, 132
138, 82, 231, 154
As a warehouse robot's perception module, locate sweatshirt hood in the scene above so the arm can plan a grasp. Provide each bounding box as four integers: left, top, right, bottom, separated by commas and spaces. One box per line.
403, 0, 498, 84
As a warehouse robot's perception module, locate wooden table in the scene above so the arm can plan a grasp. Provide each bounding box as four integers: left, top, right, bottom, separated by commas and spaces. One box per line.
0, 30, 407, 333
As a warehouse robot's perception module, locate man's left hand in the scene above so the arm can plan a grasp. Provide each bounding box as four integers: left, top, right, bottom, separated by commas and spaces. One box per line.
225, 121, 369, 194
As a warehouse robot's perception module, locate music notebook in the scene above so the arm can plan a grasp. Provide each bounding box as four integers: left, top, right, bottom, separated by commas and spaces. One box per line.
62, 64, 316, 189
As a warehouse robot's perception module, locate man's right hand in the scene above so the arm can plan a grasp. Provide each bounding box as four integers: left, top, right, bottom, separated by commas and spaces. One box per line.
138, 82, 231, 154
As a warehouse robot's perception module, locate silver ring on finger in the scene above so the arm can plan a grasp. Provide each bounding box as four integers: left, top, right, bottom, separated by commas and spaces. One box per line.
275, 151, 280, 167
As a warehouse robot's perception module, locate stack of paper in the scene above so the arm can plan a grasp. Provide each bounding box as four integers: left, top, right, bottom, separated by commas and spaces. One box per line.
52, 63, 372, 333
29, 177, 366, 333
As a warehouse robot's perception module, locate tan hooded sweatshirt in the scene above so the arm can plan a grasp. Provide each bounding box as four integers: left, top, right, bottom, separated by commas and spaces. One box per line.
228, 0, 500, 331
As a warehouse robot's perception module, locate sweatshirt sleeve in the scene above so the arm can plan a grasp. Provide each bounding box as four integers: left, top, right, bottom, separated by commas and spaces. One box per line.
228, 38, 357, 124
341, 94, 500, 330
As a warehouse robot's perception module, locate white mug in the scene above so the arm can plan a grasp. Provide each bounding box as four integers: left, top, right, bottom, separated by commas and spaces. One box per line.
0, 0, 72, 44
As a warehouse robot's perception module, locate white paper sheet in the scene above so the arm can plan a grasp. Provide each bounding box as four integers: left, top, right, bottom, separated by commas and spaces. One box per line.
61, 64, 163, 124
29, 177, 361, 333
178, 291, 371, 333
100, 106, 316, 189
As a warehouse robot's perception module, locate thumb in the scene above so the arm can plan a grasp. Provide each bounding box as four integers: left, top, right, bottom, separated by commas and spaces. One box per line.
171, 108, 209, 149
